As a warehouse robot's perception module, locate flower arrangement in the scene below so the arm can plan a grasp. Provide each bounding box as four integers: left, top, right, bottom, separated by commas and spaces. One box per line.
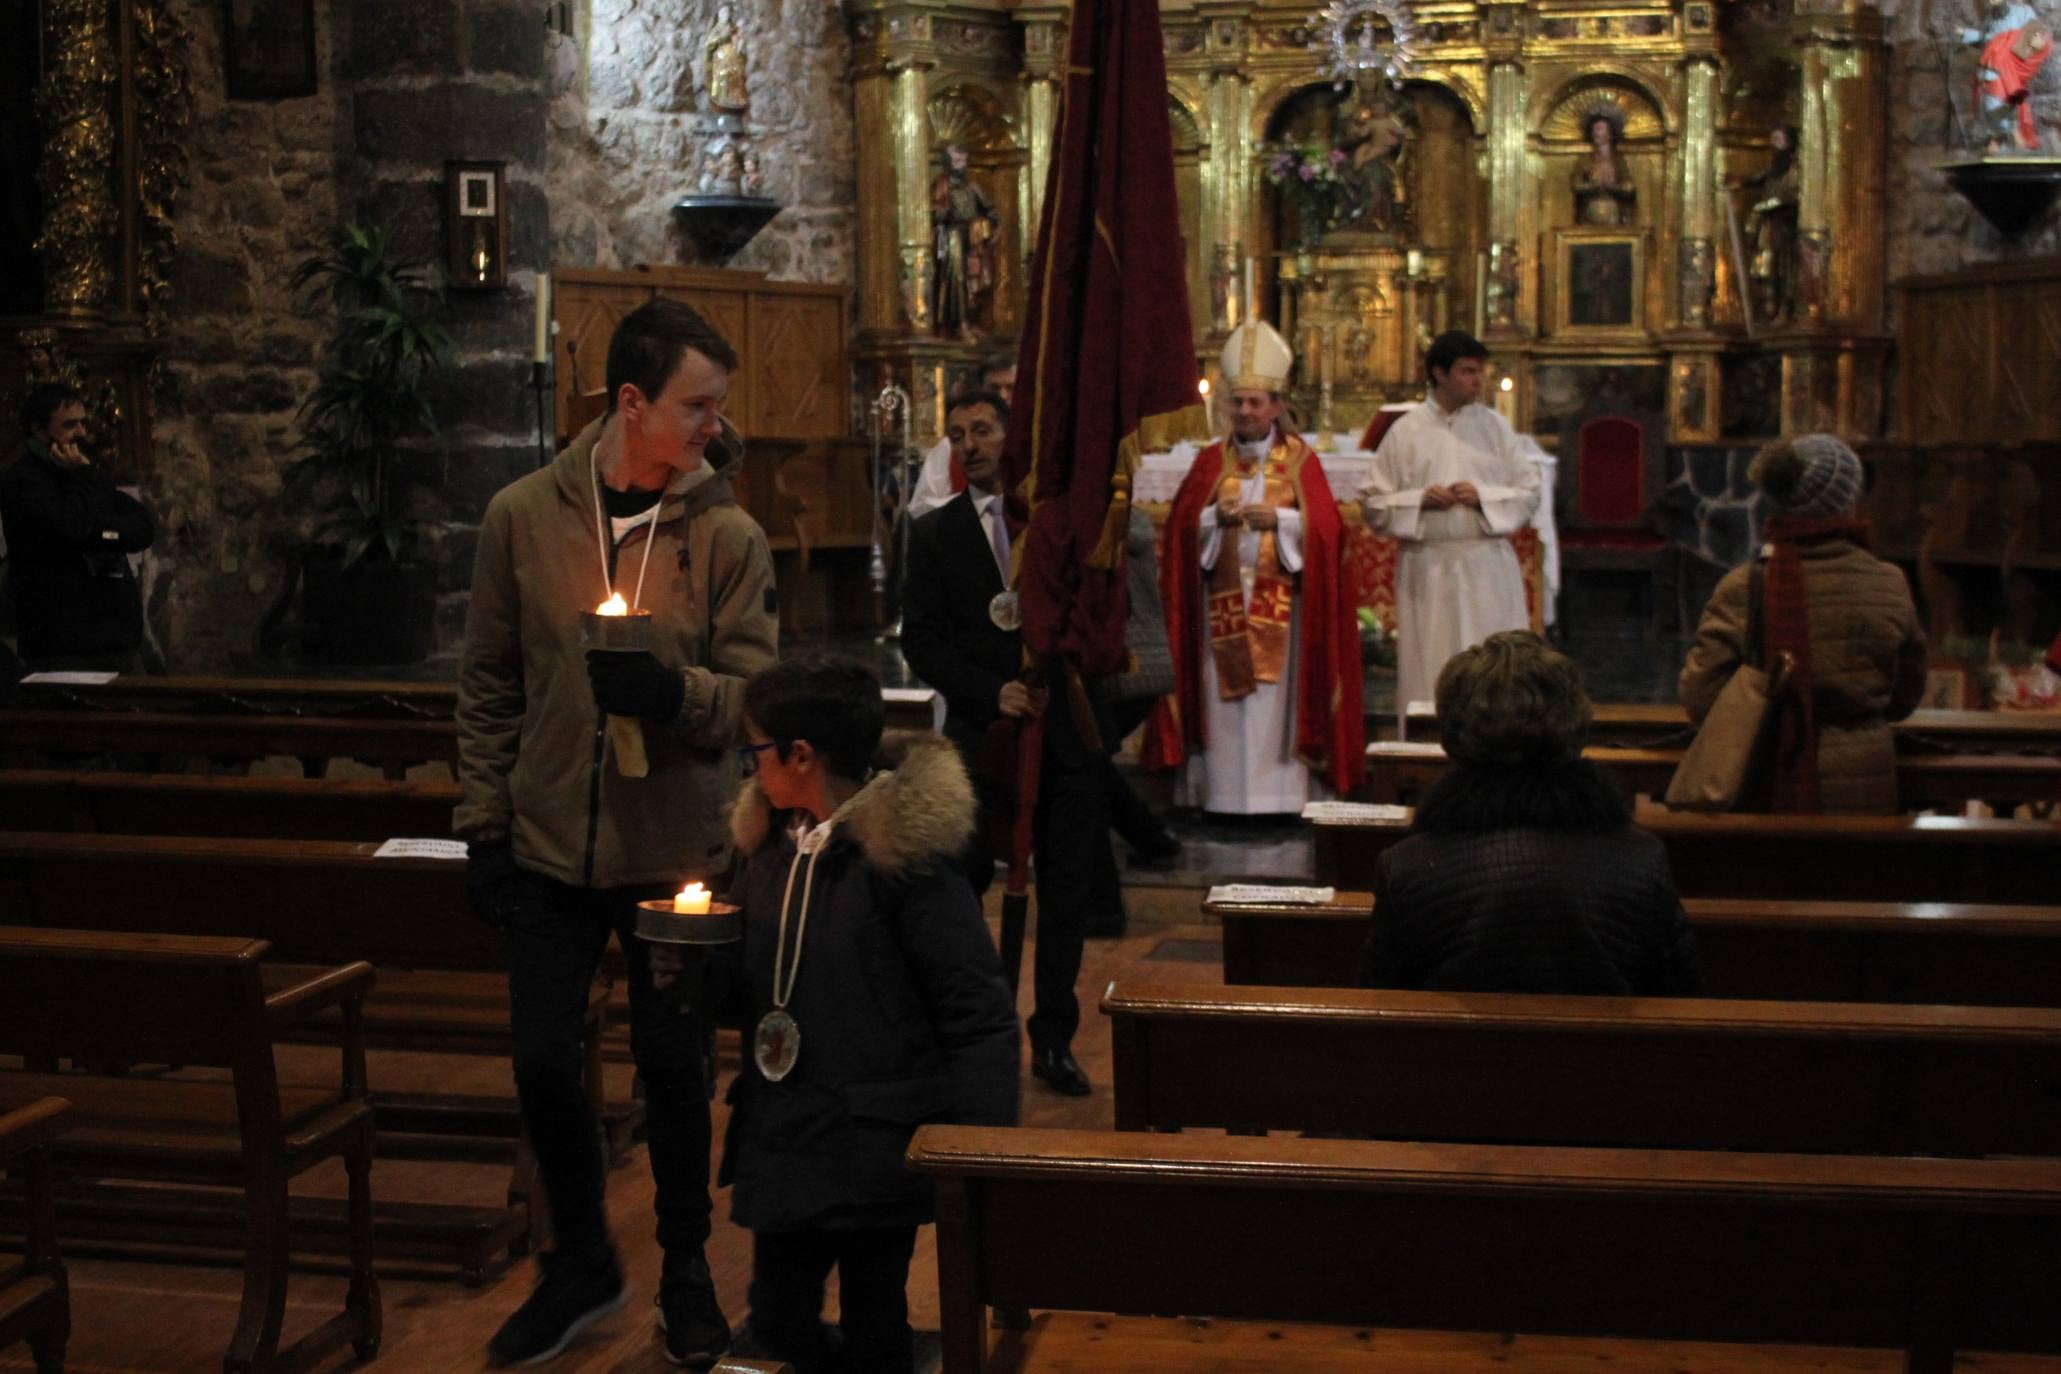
1262, 141, 1353, 243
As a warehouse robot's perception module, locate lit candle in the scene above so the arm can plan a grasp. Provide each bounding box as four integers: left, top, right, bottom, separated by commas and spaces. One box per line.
533, 271, 551, 365
673, 883, 712, 915
596, 592, 629, 616
1197, 377, 1211, 397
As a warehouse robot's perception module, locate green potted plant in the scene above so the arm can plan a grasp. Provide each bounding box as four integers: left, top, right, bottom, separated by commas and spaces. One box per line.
286, 225, 453, 665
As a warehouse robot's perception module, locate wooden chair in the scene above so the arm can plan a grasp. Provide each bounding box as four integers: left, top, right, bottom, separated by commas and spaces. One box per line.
0, 1096, 71, 1374
910, 1126, 2061, 1374
1556, 412, 1673, 630
0, 928, 379, 1374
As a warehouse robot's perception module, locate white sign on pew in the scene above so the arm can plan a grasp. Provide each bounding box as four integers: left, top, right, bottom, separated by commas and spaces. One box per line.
1301, 802, 1412, 824
373, 838, 471, 860
1206, 884, 1339, 906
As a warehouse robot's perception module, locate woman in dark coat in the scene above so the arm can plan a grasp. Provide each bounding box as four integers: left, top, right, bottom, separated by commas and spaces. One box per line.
658, 652, 1017, 1374
1359, 631, 1700, 995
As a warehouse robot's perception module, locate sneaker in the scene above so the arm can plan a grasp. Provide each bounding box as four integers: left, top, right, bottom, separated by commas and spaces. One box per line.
655, 1256, 732, 1368
488, 1251, 630, 1366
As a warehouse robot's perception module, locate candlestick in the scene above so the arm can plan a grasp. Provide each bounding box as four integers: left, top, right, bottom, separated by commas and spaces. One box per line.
580, 603, 655, 778
533, 271, 551, 364
636, 896, 742, 945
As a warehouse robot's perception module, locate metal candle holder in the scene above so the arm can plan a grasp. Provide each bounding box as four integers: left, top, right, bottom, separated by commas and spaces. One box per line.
634, 898, 743, 945
579, 607, 654, 777
868, 381, 915, 642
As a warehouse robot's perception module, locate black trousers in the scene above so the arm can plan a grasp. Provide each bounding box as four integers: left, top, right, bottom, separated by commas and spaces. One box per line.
749, 1224, 919, 1374
504, 874, 712, 1266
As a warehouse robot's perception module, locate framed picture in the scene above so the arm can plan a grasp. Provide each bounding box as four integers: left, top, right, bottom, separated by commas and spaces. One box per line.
1553, 229, 1645, 336
1922, 660, 1979, 711
222, 0, 318, 101
445, 161, 509, 290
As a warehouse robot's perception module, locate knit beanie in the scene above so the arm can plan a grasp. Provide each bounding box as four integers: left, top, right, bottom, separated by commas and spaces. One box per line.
1752, 434, 1862, 517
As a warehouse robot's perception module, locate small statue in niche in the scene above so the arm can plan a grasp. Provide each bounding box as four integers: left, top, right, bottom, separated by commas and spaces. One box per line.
1735, 123, 1800, 326
1571, 108, 1637, 225
699, 141, 745, 195
740, 150, 764, 197
1336, 70, 1414, 234
1963, 2, 2053, 152
704, 3, 749, 116
929, 142, 999, 340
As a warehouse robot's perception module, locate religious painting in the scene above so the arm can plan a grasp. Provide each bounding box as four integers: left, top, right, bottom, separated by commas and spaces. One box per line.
223, 0, 318, 100
1554, 230, 1644, 337
1923, 660, 1979, 711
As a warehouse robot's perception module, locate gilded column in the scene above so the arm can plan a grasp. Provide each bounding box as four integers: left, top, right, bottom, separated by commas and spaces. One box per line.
891, 61, 935, 334
1198, 6, 1250, 341
36, 0, 119, 319
1484, 59, 1527, 334
1677, 57, 1719, 329
1017, 6, 1066, 250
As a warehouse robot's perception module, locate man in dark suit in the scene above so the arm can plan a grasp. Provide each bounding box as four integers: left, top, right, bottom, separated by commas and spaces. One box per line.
902, 389, 1107, 1096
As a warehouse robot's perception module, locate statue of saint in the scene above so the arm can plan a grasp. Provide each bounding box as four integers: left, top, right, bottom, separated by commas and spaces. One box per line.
704, 4, 748, 115
1964, 2, 2053, 152
1736, 123, 1800, 326
1336, 72, 1413, 235
741, 151, 765, 197
930, 143, 999, 340
1572, 110, 1637, 225
699, 141, 745, 195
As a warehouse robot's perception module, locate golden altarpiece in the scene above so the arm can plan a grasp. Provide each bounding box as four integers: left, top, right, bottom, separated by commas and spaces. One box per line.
846, 0, 1893, 449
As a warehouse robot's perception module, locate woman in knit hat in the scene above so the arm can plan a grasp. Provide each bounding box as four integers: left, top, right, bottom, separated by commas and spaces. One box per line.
1679, 434, 1927, 813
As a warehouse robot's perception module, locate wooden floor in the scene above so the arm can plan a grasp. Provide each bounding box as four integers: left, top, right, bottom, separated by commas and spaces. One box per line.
6, 904, 2060, 1374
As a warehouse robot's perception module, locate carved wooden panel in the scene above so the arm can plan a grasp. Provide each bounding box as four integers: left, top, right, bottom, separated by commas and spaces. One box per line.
1898, 257, 2061, 445
549, 266, 848, 442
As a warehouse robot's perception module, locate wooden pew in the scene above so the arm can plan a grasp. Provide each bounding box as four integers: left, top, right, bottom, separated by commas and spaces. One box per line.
0, 928, 380, 1374
1395, 701, 2061, 755
909, 1126, 2061, 1374
0, 1096, 70, 1374
0, 830, 612, 1279
0, 768, 459, 840
1361, 741, 2061, 810
1309, 809, 2061, 902
1211, 890, 2061, 1006
1103, 981, 2061, 1154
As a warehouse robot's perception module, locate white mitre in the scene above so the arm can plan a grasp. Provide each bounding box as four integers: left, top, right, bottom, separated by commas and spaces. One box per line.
1220, 317, 1294, 394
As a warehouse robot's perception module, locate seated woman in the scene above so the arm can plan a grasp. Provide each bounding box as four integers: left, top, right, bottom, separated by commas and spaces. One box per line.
652, 652, 1018, 1374
1359, 631, 1699, 995
1679, 434, 1927, 814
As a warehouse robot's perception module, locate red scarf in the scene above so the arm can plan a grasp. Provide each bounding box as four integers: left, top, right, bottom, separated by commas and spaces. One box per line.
1760, 514, 1872, 813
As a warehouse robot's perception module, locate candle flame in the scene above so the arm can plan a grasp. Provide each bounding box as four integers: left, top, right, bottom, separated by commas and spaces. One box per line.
678, 882, 705, 903
673, 882, 712, 915
1197, 378, 1212, 397
597, 593, 629, 616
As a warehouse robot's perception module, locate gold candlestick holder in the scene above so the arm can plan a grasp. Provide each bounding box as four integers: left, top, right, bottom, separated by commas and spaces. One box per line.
635, 898, 742, 945
580, 606, 654, 778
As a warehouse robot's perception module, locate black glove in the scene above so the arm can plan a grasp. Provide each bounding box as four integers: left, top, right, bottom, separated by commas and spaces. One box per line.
466, 839, 538, 929
587, 649, 686, 722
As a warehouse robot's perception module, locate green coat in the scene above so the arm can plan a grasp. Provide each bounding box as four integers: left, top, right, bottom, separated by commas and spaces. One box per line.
454, 418, 778, 887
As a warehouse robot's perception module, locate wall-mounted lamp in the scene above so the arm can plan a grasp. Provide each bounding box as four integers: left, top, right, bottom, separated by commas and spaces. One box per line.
445, 161, 508, 290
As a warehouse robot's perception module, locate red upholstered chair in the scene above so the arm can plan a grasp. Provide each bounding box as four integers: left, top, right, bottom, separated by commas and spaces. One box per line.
1558, 413, 1672, 629
1359, 404, 1413, 454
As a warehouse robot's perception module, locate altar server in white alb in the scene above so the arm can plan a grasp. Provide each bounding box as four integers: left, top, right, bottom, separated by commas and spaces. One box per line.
1358, 330, 1540, 727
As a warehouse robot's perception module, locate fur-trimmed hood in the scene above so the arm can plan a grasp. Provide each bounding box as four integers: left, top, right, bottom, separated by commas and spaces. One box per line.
729, 732, 976, 878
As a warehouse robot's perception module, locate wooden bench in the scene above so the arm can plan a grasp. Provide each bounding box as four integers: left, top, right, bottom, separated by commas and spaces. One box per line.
908, 1126, 2061, 1374
1210, 890, 2061, 1006
1393, 701, 2061, 756
1360, 741, 2061, 810
0, 830, 618, 1279
1309, 810, 2061, 902
1104, 981, 2061, 1154
0, 1096, 70, 1374
0, 768, 460, 840
0, 928, 379, 1374
0, 707, 459, 779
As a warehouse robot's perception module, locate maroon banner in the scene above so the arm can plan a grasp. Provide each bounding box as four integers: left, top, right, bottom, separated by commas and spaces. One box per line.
1001, 0, 1208, 679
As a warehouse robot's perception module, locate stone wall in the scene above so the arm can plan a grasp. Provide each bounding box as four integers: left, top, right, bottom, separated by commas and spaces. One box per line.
546, 0, 855, 283
1876, 0, 2061, 280
148, 0, 549, 671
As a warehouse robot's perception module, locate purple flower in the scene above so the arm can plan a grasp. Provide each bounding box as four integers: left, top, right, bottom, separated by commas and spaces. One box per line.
1329, 148, 1347, 164
1300, 164, 1315, 181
